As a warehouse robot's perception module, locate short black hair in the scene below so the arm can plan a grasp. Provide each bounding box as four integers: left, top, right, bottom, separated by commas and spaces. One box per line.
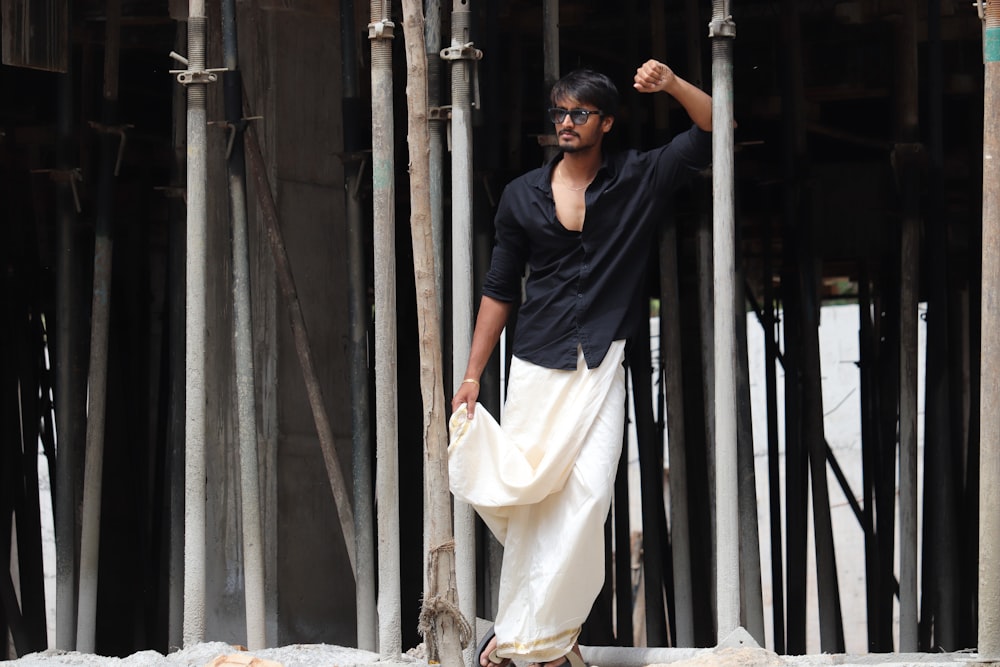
550, 69, 619, 118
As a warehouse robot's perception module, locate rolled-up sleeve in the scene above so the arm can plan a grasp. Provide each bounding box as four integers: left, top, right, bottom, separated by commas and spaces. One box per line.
651, 124, 712, 191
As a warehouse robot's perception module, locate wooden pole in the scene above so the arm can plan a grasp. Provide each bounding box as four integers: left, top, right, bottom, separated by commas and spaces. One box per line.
400, 3, 468, 666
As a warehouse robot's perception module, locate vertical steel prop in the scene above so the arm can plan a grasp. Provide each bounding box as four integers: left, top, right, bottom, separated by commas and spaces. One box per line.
894, 2, 921, 652
220, 0, 267, 648
426, 0, 444, 320
762, 217, 785, 653
979, 0, 1000, 659
54, 69, 81, 652
77, 0, 121, 651
369, 0, 402, 655
180, 0, 211, 645
443, 0, 482, 648
342, 0, 378, 651
709, 0, 739, 640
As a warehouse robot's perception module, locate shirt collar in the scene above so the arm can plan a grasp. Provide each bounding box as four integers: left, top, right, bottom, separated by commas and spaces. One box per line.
530, 150, 616, 193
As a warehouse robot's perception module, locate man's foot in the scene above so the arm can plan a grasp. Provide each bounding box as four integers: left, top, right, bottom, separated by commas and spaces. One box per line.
529, 645, 586, 667
477, 627, 510, 667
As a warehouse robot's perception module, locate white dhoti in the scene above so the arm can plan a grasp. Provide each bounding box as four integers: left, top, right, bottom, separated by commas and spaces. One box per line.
448, 341, 626, 663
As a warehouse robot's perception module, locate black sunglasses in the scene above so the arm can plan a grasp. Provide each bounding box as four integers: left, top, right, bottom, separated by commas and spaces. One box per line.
548, 107, 603, 125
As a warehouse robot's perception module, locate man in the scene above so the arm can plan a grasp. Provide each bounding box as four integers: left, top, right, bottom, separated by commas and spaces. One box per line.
448, 59, 713, 667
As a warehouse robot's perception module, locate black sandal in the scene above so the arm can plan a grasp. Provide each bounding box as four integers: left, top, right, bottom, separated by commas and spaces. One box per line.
475, 626, 508, 667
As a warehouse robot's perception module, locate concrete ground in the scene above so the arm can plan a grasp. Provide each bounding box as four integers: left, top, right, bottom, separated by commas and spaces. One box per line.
2, 633, 982, 667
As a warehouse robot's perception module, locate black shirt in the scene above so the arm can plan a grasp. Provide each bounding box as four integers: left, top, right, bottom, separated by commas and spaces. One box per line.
482, 124, 712, 371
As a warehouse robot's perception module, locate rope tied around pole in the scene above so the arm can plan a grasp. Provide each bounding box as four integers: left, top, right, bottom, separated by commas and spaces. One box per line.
418, 539, 473, 657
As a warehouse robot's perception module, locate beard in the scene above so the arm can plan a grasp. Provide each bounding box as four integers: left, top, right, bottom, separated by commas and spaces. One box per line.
558, 132, 582, 153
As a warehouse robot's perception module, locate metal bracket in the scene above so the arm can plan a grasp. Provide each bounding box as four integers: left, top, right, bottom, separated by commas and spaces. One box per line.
173, 69, 223, 85
708, 16, 737, 39
440, 43, 485, 109
440, 43, 483, 62
977, 0, 985, 21
31, 168, 84, 212
429, 106, 452, 121
168, 51, 225, 86
88, 121, 135, 176
368, 19, 395, 40
209, 116, 263, 160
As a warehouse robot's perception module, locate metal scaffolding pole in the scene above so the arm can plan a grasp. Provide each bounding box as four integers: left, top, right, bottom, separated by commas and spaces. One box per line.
445, 0, 481, 649
220, 0, 266, 648
978, 0, 1000, 659
369, 0, 401, 655
342, 0, 377, 651
659, 223, 694, 647
709, 0, 739, 641
77, 0, 121, 651
734, 276, 764, 645
181, 0, 209, 646
894, 2, 921, 651
54, 68, 81, 653
426, 0, 444, 320
762, 218, 785, 654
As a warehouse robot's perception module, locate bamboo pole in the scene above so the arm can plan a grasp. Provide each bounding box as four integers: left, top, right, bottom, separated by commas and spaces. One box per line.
400, 3, 468, 666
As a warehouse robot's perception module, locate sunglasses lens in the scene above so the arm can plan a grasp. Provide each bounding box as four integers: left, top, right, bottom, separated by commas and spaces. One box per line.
549, 109, 568, 123
570, 111, 587, 125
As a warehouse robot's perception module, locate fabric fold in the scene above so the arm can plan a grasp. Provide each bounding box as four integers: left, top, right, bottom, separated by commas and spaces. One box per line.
448, 341, 626, 663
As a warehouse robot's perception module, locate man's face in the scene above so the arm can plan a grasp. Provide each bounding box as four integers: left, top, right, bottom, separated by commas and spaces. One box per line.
551, 96, 613, 154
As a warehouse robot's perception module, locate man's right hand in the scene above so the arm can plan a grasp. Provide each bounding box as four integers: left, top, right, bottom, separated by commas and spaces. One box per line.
452, 380, 480, 419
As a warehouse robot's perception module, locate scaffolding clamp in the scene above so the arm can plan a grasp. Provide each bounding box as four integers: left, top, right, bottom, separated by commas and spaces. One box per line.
708, 16, 736, 39
428, 106, 452, 121
368, 19, 395, 40
168, 51, 225, 86
88, 121, 135, 177
440, 42, 485, 109
440, 43, 483, 62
